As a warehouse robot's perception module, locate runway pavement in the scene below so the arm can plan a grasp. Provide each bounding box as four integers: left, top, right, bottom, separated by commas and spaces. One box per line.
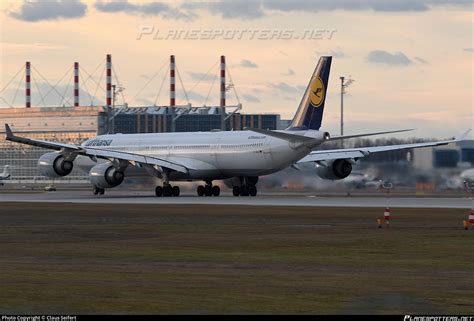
0, 191, 472, 208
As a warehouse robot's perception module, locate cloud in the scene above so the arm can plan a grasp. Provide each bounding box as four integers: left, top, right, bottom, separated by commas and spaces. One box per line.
94, 0, 136, 12
183, 0, 265, 20
242, 94, 261, 103
176, 90, 206, 104
135, 97, 154, 106
366, 50, 413, 66
283, 69, 295, 76
316, 49, 347, 58
463, 48, 474, 53
269, 82, 299, 93
9, 0, 87, 22
328, 49, 347, 58
188, 72, 216, 82
262, 0, 470, 13
1, 42, 69, 53
239, 59, 258, 68
95, 1, 197, 20
414, 56, 428, 64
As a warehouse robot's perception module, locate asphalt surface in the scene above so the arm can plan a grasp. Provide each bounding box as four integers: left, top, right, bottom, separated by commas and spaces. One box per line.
1, 191, 472, 208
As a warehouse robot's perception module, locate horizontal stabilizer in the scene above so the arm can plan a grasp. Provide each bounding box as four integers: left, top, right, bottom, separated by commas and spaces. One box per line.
329, 129, 415, 141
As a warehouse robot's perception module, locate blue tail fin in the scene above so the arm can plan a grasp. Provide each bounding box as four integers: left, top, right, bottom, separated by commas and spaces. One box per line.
287, 56, 332, 130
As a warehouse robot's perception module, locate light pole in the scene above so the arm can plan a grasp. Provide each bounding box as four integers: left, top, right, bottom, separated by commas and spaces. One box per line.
340, 76, 354, 148
110, 84, 124, 134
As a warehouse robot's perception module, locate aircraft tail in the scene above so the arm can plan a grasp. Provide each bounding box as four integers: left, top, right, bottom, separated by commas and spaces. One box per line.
287, 56, 332, 131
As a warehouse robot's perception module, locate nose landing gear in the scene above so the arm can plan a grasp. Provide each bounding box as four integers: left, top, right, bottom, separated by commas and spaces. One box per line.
93, 186, 105, 195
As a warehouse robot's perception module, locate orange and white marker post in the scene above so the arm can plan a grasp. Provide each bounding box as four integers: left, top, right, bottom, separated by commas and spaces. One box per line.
384, 207, 391, 225
378, 180, 393, 228
463, 180, 473, 230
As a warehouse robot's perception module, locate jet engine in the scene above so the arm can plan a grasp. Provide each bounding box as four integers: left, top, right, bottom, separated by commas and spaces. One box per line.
315, 159, 353, 180
38, 152, 74, 178
89, 162, 125, 189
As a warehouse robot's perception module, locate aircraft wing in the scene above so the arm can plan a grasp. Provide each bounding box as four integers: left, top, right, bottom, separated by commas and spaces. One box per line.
5, 124, 80, 151
4, 124, 188, 174
297, 130, 471, 163
83, 147, 188, 173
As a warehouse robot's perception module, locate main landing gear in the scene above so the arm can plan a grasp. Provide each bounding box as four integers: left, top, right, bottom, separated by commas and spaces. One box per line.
155, 184, 180, 197
232, 176, 258, 197
155, 171, 180, 197
197, 181, 220, 197
232, 184, 257, 197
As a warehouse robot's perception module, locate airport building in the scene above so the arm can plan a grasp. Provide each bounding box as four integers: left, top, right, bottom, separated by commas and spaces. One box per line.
110, 106, 280, 134
412, 140, 474, 170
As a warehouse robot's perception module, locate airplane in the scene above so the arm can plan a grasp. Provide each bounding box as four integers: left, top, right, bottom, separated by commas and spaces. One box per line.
459, 168, 474, 190
0, 165, 10, 183
461, 169, 474, 186
4, 56, 470, 197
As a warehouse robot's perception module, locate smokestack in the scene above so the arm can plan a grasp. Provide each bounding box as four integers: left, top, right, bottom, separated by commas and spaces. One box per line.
170, 55, 175, 106
220, 55, 226, 130
25, 61, 31, 108
106, 54, 112, 108
74, 62, 79, 107
220, 55, 225, 108
170, 55, 176, 132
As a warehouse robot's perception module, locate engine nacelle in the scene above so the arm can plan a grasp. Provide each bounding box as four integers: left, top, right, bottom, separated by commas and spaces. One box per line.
89, 162, 125, 189
316, 159, 353, 180
38, 152, 74, 178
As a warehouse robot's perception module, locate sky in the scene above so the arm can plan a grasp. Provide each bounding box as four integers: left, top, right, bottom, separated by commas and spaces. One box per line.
0, 0, 472, 139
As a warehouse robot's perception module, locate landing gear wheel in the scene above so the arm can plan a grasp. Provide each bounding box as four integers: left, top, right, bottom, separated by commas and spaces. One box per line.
212, 185, 220, 196
172, 186, 180, 197
232, 186, 240, 196
93, 186, 99, 195
249, 185, 257, 197
197, 185, 205, 196
163, 185, 173, 197
204, 185, 213, 196
155, 186, 163, 197
240, 185, 249, 197
98, 188, 105, 195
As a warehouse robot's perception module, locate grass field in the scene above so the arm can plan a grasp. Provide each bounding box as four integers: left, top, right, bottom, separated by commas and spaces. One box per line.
0, 202, 472, 314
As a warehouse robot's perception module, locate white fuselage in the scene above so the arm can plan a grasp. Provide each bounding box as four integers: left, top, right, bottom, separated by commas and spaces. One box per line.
77, 130, 323, 181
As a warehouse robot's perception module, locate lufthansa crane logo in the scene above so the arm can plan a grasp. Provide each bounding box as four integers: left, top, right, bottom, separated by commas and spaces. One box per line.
309, 77, 324, 108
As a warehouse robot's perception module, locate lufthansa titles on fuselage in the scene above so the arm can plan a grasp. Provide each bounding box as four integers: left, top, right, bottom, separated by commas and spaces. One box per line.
84, 138, 113, 147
